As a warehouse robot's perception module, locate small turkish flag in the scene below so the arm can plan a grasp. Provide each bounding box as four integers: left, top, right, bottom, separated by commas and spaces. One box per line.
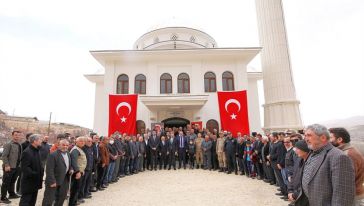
109, 94, 138, 136
217, 90, 250, 136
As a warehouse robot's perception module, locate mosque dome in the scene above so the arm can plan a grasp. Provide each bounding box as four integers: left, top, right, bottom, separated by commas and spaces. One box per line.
134, 20, 217, 50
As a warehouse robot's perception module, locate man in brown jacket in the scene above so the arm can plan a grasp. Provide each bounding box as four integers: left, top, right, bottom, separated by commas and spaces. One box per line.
216, 132, 227, 172
96, 136, 110, 190
194, 133, 203, 169
329, 127, 364, 205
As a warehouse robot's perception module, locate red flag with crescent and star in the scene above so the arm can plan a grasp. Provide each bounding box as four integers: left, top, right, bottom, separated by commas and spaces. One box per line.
217, 90, 250, 136
109, 94, 138, 136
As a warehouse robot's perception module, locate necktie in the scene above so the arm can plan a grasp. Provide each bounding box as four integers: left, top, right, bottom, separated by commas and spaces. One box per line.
180, 136, 183, 148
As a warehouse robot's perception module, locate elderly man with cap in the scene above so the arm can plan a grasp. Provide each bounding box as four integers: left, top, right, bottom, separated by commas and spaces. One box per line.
287, 140, 310, 206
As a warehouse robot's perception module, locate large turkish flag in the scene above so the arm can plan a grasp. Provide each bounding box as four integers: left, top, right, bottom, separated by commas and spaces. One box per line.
109, 94, 138, 136
217, 90, 250, 136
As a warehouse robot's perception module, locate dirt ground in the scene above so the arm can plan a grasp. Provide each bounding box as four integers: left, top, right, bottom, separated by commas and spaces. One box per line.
6, 169, 286, 206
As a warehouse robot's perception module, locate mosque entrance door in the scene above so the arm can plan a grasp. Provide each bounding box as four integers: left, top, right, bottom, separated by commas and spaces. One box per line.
162, 117, 190, 129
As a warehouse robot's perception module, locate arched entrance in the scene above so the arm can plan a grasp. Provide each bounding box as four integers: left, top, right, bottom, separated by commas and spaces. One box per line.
206, 119, 219, 133
136, 120, 146, 135
162, 117, 190, 129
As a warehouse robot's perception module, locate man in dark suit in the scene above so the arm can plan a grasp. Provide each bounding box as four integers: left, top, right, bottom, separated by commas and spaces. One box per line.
168, 133, 178, 170
148, 131, 160, 170
42, 139, 72, 206
143, 133, 151, 171
90, 134, 100, 192
158, 136, 169, 169
253, 133, 264, 179
19, 134, 44, 206
177, 131, 188, 169
211, 135, 218, 170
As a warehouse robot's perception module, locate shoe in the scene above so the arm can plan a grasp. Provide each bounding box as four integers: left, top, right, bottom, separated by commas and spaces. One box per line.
101, 185, 107, 189
8, 194, 21, 199
90, 187, 97, 192
174, 168, 176, 170
270, 182, 276, 185
0, 198, 11, 204
78, 199, 85, 203
235, 171, 238, 175
275, 192, 284, 196
97, 187, 104, 191
277, 188, 282, 191
227, 171, 231, 174
280, 196, 289, 200
84, 195, 92, 199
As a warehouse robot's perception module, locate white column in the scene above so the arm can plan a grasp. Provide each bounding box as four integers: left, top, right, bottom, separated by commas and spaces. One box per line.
255, 0, 303, 131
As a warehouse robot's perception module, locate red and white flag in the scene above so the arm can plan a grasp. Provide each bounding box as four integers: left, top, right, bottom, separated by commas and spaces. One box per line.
109, 94, 138, 136
217, 90, 250, 136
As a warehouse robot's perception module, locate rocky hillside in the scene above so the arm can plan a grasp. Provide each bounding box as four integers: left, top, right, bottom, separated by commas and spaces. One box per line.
0, 113, 91, 146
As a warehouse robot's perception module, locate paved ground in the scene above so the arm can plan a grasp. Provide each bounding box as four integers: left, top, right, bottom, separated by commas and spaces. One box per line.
6, 169, 286, 206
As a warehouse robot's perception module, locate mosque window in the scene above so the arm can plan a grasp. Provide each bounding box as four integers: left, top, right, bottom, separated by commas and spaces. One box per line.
117, 74, 129, 94
160, 73, 172, 94
222, 71, 234, 91
135, 74, 146, 94
204, 72, 216, 92
178, 73, 190, 93
190, 36, 196, 42
171, 34, 178, 41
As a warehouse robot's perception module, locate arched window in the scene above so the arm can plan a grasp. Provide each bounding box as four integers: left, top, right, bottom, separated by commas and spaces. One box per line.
134, 74, 146, 94
204, 72, 216, 92
222, 71, 234, 91
117, 74, 129, 94
206, 119, 219, 134
178, 73, 190, 93
160, 73, 172, 94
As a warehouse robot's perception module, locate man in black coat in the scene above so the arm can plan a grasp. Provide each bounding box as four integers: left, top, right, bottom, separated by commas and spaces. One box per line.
143, 133, 151, 171
253, 134, 264, 179
90, 134, 100, 192
148, 131, 160, 170
269, 132, 287, 197
42, 139, 72, 206
211, 135, 218, 170
39, 135, 51, 169
19, 134, 44, 206
168, 133, 178, 170
80, 137, 94, 199
224, 132, 237, 174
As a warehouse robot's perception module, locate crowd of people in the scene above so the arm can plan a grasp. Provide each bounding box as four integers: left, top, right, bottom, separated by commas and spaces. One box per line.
0, 123, 363, 206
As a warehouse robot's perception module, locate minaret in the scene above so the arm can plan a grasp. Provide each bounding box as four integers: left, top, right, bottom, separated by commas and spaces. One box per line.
255, 0, 303, 132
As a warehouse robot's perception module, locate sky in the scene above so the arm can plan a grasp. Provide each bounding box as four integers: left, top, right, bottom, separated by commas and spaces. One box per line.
0, 0, 363, 129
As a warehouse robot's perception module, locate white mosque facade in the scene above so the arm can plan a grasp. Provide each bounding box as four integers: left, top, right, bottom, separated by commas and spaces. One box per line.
85, 0, 303, 136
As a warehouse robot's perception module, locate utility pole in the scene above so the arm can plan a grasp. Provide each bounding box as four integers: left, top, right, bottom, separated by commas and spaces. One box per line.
47, 112, 52, 136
